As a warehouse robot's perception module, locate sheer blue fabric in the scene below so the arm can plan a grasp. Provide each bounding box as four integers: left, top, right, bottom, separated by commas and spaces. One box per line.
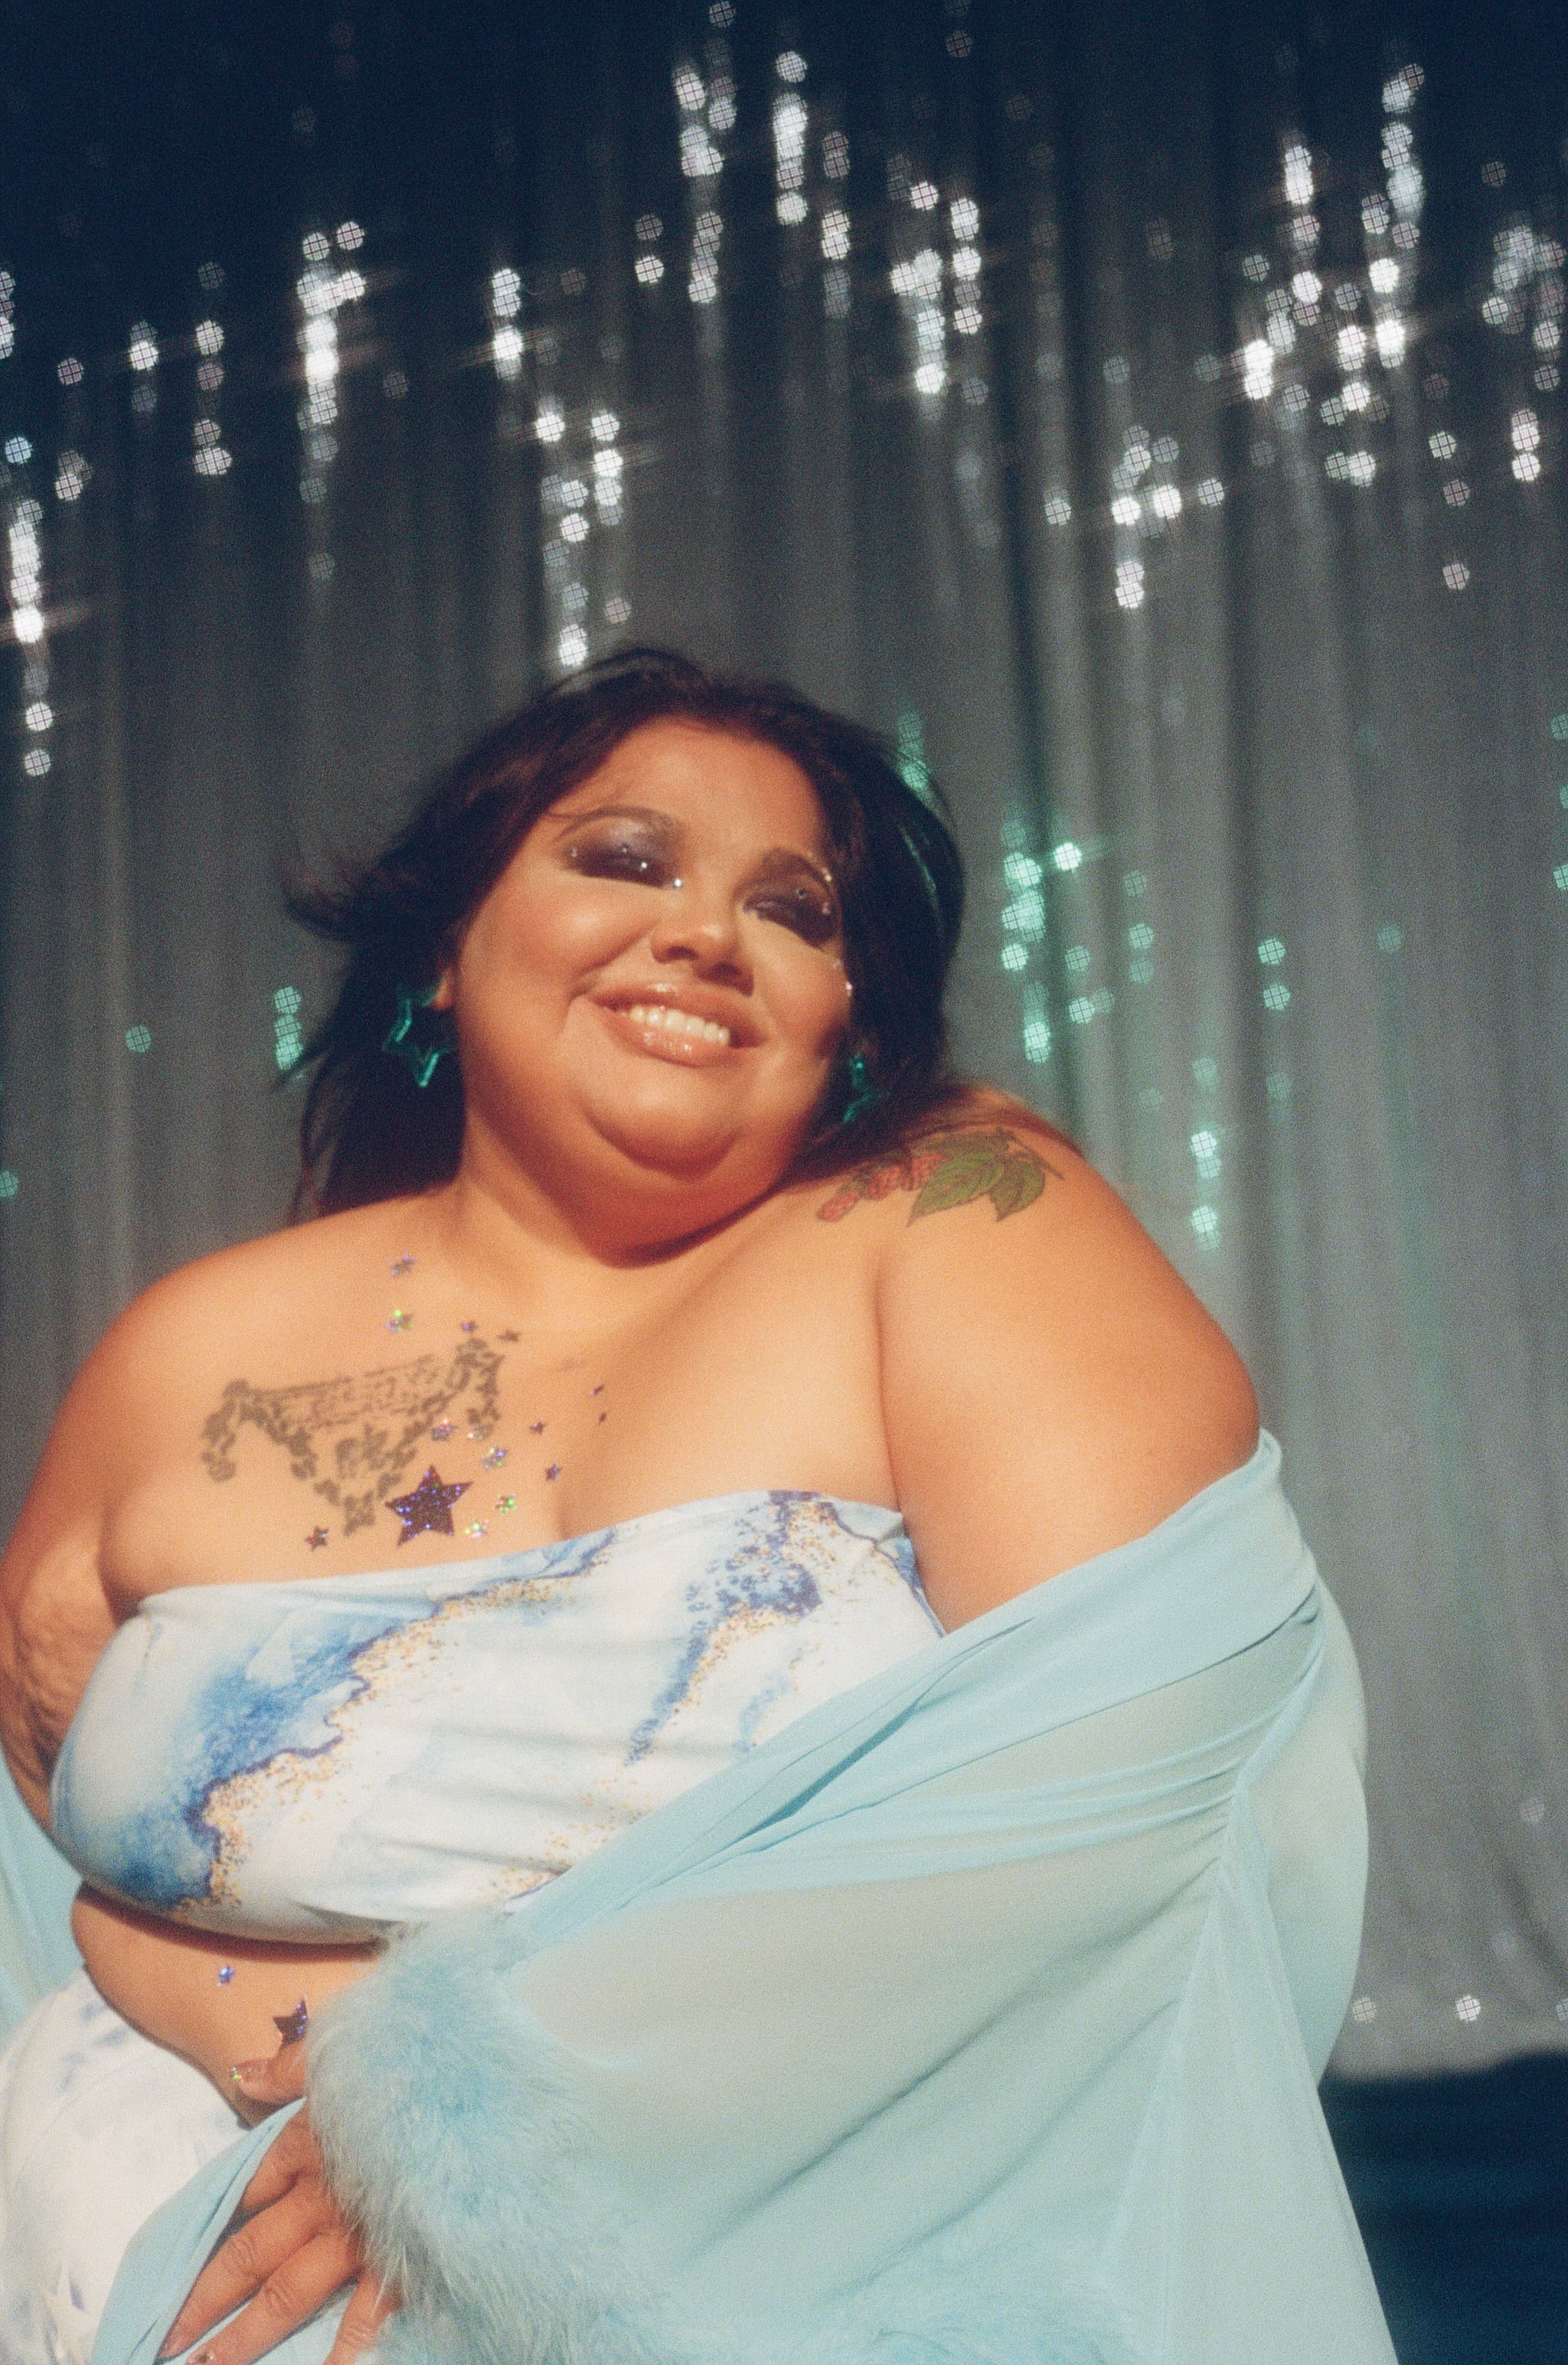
0, 1775, 79, 2036
56, 1436, 1393, 2363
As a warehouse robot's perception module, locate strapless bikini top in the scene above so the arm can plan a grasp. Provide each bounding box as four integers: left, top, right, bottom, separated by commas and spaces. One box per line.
49, 1490, 942, 1942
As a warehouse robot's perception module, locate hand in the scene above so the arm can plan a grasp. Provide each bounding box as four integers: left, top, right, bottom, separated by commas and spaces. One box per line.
160, 2038, 395, 2365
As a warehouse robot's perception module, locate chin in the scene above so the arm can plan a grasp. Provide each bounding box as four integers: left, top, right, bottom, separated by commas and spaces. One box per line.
592, 1107, 755, 1186
585, 1082, 807, 1191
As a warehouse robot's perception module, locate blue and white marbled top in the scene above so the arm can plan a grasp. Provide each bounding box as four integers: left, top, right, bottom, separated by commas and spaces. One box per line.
49, 1491, 942, 1942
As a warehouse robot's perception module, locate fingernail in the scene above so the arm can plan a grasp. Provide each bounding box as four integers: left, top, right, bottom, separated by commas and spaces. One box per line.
229, 2059, 270, 2089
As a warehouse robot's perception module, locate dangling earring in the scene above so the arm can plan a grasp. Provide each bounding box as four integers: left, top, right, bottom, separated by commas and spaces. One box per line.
383, 982, 450, 1089
840, 1049, 884, 1127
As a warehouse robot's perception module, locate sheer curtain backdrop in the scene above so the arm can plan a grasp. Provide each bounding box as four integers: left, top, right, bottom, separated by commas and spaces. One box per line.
0, 0, 1564, 2078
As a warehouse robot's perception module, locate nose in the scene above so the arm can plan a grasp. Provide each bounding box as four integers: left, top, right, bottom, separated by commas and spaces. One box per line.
646, 880, 752, 987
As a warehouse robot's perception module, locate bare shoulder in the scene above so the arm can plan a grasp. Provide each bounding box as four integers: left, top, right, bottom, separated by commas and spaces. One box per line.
0, 1199, 422, 1785
810, 1086, 1076, 1232
851, 1088, 1259, 1625
53, 1203, 411, 1447
2, 1201, 412, 1589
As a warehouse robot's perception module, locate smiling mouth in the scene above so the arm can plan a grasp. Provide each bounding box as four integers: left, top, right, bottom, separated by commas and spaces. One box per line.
591, 998, 744, 1066
622, 1001, 733, 1047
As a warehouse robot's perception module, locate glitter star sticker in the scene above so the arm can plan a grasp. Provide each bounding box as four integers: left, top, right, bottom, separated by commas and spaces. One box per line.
305, 1526, 328, 1550
386, 1465, 472, 1544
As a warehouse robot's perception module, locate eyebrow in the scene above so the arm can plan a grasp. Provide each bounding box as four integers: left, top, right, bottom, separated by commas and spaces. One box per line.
548, 803, 838, 897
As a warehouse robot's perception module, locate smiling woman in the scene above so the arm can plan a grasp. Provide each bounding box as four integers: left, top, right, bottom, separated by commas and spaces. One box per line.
435, 724, 860, 1230
0, 651, 1392, 2365
285, 648, 965, 1225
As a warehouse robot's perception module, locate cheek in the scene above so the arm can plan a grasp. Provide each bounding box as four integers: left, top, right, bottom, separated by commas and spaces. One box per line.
474, 883, 642, 988
756, 942, 852, 1057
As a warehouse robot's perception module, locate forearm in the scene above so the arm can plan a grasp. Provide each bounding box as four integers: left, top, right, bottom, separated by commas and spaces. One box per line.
71, 1886, 380, 2104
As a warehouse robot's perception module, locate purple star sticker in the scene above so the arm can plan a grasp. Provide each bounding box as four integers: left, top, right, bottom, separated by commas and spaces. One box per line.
386, 1465, 472, 1544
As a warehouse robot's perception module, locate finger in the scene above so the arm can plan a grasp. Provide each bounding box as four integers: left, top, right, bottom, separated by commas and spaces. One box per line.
176, 2231, 359, 2365
323, 2270, 398, 2364
160, 2184, 331, 2355
233, 2113, 319, 2216
229, 2040, 308, 2109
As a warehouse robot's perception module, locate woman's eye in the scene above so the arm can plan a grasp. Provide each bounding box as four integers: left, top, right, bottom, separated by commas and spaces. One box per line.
567, 838, 670, 885
751, 886, 838, 945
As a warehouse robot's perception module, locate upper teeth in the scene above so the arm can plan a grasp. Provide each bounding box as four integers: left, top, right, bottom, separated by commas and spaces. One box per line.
624, 1003, 732, 1047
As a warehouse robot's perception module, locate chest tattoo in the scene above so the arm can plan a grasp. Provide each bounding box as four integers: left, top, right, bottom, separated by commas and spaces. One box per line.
200, 1337, 504, 1534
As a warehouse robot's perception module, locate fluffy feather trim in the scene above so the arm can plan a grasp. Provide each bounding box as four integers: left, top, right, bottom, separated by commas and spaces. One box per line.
307, 1910, 687, 2365
306, 1910, 1139, 2365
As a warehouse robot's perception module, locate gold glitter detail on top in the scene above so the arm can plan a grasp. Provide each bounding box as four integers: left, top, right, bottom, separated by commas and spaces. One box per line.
648, 1498, 892, 1744
192, 1557, 609, 1912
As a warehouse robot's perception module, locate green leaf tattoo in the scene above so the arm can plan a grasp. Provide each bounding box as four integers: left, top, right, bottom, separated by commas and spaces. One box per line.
817, 1127, 1060, 1225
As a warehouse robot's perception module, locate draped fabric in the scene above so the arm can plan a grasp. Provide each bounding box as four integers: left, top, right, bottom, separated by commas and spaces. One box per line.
0, 0, 1565, 2080
87, 1441, 1396, 2365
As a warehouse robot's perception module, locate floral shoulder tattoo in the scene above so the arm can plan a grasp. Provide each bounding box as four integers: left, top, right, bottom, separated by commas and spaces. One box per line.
816, 1125, 1061, 1225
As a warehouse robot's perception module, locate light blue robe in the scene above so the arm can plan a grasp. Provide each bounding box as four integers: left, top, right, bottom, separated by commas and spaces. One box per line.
1, 1439, 1396, 2364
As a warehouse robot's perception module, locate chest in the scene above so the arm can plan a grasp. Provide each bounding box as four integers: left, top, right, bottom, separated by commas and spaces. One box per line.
98, 1222, 890, 1605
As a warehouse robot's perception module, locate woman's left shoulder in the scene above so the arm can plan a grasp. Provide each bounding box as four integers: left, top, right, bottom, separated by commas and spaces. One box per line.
851, 1087, 1259, 1614
810, 1085, 1124, 1253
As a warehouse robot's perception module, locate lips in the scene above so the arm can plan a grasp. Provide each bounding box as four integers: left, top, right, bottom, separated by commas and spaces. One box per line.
588, 988, 755, 1068
622, 1001, 732, 1047
589, 978, 761, 1054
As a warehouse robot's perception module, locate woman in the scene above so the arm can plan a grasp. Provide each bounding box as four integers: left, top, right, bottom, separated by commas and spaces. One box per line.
0, 650, 1393, 2365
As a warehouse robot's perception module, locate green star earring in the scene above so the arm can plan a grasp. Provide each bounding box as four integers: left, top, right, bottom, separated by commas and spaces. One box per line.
840, 1050, 884, 1127
383, 982, 449, 1089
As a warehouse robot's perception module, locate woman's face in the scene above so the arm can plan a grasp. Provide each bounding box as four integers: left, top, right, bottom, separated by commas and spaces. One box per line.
439, 719, 854, 1224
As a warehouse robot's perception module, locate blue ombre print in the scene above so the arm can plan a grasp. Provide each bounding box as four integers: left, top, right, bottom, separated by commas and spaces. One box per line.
50, 1492, 939, 1941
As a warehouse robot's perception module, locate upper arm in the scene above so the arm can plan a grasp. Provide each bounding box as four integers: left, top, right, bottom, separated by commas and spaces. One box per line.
0, 1285, 180, 1817
872, 1111, 1259, 1628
